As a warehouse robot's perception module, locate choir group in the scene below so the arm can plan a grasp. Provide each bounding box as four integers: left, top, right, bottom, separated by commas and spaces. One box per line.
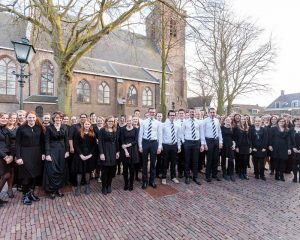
0, 107, 299, 207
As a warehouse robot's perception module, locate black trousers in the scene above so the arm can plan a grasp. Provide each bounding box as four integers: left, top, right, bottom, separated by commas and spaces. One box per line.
162, 144, 177, 179
184, 140, 200, 179
155, 153, 163, 177
101, 165, 116, 188
198, 151, 206, 171
123, 162, 135, 187
205, 138, 220, 179
177, 142, 185, 176
221, 156, 234, 176
252, 157, 265, 177
239, 154, 249, 175
274, 158, 285, 178
293, 153, 300, 179
142, 139, 158, 184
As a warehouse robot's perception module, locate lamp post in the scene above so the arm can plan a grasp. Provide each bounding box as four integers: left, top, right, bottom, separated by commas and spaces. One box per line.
11, 37, 36, 110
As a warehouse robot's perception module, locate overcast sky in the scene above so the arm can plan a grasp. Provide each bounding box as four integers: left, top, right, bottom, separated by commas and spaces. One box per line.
224, 0, 300, 106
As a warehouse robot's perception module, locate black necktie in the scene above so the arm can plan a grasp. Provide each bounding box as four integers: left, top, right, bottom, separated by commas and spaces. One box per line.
212, 118, 217, 139
147, 118, 152, 140
171, 123, 176, 144
191, 119, 196, 140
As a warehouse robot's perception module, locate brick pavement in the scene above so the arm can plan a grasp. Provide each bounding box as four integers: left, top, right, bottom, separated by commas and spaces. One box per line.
1, 171, 300, 240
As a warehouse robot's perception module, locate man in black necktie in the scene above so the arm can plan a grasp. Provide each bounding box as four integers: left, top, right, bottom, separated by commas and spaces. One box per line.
138, 108, 162, 189
201, 108, 223, 182
181, 108, 203, 185
176, 109, 186, 178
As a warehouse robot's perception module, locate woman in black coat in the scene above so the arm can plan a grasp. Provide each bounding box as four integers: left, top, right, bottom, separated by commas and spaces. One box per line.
73, 120, 97, 196
120, 115, 139, 191
132, 116, 141, 181
291, 117, 300, 183
0, 112, 13, 207
251, 117, 268, 180
43, 112, 69, 199
234, 116, 252, 180
221, 117, 236, 182
267, 115, 278, 175
98, 116, 120, 195
16, 111, 45, 205
269, 118, 292, 181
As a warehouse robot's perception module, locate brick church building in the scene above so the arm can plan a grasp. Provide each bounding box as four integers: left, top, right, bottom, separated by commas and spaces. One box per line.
0, 6, 187, 117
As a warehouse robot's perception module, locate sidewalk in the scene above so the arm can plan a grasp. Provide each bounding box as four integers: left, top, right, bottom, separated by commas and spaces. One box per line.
0, 172, 300, 240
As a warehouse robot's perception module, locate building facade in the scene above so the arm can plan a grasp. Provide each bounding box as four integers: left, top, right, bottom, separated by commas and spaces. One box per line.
0, 7, 187, 117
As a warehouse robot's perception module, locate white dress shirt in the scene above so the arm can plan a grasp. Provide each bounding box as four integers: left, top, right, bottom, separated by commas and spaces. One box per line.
181, 118, 202, 142
201, 117, 223, 145
162, 119, 181, 150
138, 117, 162, 149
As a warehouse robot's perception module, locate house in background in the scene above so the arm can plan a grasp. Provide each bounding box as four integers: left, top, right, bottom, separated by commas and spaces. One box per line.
265, 90, 300, 116
230, 104, 265, 116
187, 96, 213, 112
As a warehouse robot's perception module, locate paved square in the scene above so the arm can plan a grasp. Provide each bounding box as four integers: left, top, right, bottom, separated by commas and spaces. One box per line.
1, 171, 300, 240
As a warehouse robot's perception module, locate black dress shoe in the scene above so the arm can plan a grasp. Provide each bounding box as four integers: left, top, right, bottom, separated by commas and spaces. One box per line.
230, 175, 236, 182
0, 199, 8, 204
124, 185, 129, 191
193, 178, 201, 185
29, 191, 40, 202
275, 176, 280, 181
206, 178, 212, 183
244, 175, 249, 180
56, 191, 64, 198
22, 194, 32, 205
107, 185, 112, 193
49, 193, 56, 200
128, 185, 133, 191
142, 182, 148, 189
149, 182, 157, 188
7, 190, 14, 198
260, 176, 266, 181
102, 187, 107, 195
185, 177, 190, 184
223, 175, 230, 181
213, 176, 221, 181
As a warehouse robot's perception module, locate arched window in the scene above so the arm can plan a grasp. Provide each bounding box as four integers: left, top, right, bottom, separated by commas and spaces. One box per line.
77, 80, 90, 103
98, 81, 110, 104
40, 60, 54, 95
0, 57, 16, 95
127, 85, 137, 106
142, 87, 152, 106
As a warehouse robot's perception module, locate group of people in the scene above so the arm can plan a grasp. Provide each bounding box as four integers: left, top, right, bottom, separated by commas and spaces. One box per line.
0, 107, 299, 207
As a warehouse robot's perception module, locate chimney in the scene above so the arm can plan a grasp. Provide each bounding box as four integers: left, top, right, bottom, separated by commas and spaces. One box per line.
281, 90, 285, 96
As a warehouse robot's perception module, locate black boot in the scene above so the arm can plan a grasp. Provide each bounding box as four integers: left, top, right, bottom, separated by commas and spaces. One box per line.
22, 193, 32, 205
107, 185, 112, 193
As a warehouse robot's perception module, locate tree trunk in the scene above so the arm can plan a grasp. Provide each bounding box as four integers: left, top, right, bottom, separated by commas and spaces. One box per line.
217, 86, 225, 115
227, 97, 233, 115
161, 62, 167, 120
57, 68, 73, 116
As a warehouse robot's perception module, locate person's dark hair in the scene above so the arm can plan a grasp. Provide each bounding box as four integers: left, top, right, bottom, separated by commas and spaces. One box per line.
134, 109, 140, 114
178, 108, 185, 113
293, 117, 300, 125
80, 113, 88, 118
168, 110, 175, 116
277, 117, 288, 131
89, 112, 96, 117
269, 115, 278, 126
148, 107, 155, 112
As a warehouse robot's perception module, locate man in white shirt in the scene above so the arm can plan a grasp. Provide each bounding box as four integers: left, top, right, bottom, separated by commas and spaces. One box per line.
138, 108, 162, 189
181, 108, 203, 185
161, 110, 181, 184
201, 107, 223, 182
155, 112, 163, 178
175, 109, 186, 178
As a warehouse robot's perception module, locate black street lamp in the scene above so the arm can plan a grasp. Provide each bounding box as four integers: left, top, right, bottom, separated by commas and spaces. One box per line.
11, 37, 36, 110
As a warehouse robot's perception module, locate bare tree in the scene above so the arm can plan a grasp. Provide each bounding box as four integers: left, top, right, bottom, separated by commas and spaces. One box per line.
0, 0, 177, 115
191, 0, 276, 114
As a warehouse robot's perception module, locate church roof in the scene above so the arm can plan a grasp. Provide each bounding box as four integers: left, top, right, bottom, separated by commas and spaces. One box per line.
0, 13, 170, 80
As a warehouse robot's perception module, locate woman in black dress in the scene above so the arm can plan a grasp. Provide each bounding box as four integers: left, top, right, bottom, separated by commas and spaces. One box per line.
132, 116, 141, 181
267, 115, 278, 175
94, 116, 104, 183
16, 111, 45, 205
291, 117, 300, 183
0, 112, 13, 207
251, 117, 268, 180
120, 115, 139, 191
234, 116, 252, 180
5, 112, 18, 198
269, 118, 291, 181
73, 120, 97, 195
98, 116, 120, 195
221, 117, 236, 182
43, 112, 69, 199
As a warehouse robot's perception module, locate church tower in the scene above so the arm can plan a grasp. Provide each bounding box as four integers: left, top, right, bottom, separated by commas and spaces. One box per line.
145, 2, 187, 110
